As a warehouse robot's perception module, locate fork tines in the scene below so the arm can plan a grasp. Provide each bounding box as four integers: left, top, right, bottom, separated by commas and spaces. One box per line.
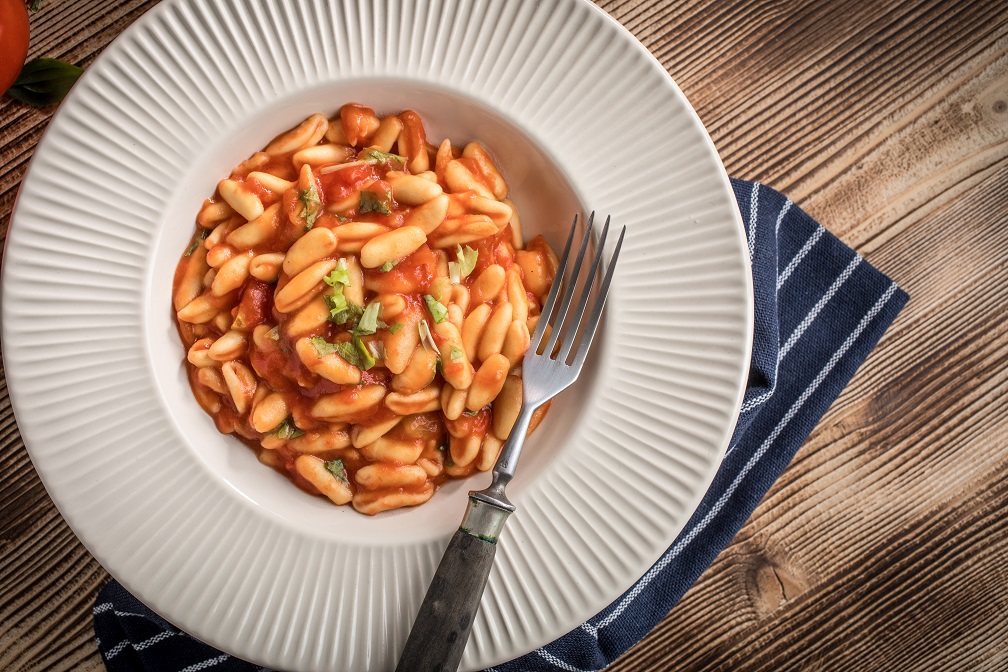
531, 213, 626, 370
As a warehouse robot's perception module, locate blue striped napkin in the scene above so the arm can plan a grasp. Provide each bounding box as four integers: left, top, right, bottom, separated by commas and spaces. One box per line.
92, 179, 908, 671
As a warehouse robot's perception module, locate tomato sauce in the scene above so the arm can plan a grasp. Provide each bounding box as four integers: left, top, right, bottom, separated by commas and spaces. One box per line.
318, 163, 381, 203
172, 103, 558, 514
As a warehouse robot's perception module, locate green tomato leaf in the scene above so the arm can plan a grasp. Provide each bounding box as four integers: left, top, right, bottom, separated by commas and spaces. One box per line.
7, 58, 84, 107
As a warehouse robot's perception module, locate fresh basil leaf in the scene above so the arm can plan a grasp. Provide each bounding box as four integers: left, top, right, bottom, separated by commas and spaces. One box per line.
314, 335, 373, 370
359, 189, 391, 215
298, 183, 321, 230
336, 341, 367, 368
456, 245, 479, 279
323, 259, 350, 287
423, 294, 448, 324
323, 264, 362, 324
359, 147, 406, 165
311, 336, 341, 358
326, 293, 363, 325
7, 58, 83, 107
323, 286, 348, 315
353, 302, 383, 336
324, 458, 349, 484
354, 337, 376, 370
271, 418, 304, 439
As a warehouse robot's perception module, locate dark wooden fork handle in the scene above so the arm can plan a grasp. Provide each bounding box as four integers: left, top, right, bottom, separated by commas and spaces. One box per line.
396, 497, 512, 672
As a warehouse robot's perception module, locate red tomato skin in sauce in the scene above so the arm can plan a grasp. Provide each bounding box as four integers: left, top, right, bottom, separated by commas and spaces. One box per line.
362, 244, 438, 294
470, 229, 515, 276
318, 163, 381, 203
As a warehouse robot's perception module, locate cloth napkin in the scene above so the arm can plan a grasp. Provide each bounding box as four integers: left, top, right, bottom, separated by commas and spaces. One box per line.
93, 179, 908, 671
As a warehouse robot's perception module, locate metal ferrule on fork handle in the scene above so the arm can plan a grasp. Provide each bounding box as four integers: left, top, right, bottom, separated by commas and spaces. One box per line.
461, 495, 512, 543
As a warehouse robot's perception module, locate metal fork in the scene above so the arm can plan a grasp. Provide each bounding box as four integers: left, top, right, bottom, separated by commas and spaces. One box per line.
395, 213, 625, 672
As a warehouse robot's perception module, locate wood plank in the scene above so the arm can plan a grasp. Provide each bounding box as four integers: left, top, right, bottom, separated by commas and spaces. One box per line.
609, 159, 1008, 672
600, 0, 1008, 669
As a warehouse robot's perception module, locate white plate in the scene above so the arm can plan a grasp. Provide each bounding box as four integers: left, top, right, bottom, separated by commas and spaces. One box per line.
1, 1, 752, 670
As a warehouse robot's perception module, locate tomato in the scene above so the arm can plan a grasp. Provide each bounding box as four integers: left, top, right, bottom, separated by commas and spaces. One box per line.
0, 0, 30, 95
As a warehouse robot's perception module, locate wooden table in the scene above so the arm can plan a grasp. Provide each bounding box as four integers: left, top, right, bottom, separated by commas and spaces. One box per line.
2, 1, 1006, 670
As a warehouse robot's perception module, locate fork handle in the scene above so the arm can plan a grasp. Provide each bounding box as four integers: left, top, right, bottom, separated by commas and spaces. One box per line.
395, 497, 512, 672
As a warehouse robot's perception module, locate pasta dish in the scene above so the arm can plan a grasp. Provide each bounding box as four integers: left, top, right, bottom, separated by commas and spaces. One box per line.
172, 104, 557, 514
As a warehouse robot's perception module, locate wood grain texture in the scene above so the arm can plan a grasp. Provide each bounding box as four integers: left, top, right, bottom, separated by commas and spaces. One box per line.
1, 0, 1006, 670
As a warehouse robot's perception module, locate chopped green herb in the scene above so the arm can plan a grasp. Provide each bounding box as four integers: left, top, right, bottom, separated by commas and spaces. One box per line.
359, 189, 392, 215
184, 230, 209, 256
353, 337, 376, 370
450, 346, 463, 361
324, 458, 349, 484
298, 183, 321, 230
353, 302, 384, 336
462, 408, 480, 417
423, 294, 448, 324
388, 322, 405, 334
378, 260, 398, 272
359, 147, 406, 165
448, 244, 479, 283
335, 304, 364, 326
323, 261, 361, 324
323, 288, 351, 323
271, 418, 304, 439
334, 341, 366, 368
313, 336, 374, 370
311, 336, 342, 358
266, 325, 280, 341
323, 259, 350, 288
